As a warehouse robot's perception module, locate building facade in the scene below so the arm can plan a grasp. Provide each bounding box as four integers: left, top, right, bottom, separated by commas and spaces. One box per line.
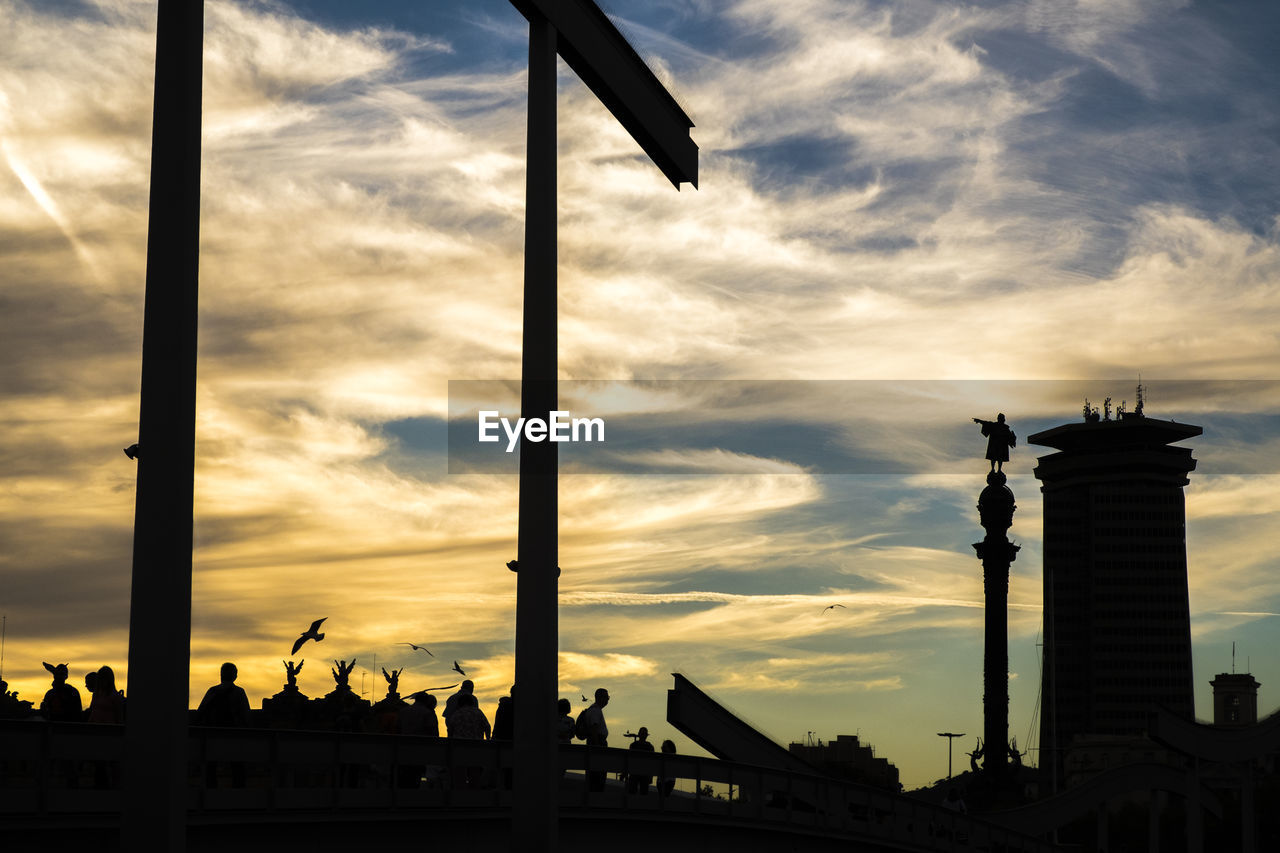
1210, 672, 1260, 727
787, 734, 901, 791
1029, 412, 1200, 786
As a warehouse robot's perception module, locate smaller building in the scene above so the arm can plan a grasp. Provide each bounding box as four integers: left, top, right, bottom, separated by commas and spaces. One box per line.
1210, 672, 1260, 727
787, 734, 900, 791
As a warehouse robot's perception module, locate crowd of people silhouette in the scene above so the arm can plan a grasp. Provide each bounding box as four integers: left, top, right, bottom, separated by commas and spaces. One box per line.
0, 662, 129, 724
2, 658, 679, 794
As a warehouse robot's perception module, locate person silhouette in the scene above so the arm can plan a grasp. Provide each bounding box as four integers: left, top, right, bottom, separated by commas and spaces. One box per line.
447, 692, 490, 740
86, 665, 123, 788
556, 698, 574, 743
491, 685, 516, 788
443, 679, 474, 732
197, 662, 251, 787
626, 726, 655, 794
397, 692, 440, 788
658, 739, 677, 797
400, 691, 440, 737
576, 687, 610, 791
87, 666, 123, 724
447, 692, 490, 789
40, 662, 82, 722
39, 662, 83, 786
1, 679, 35, 719
576, 687, 609, 746
82, 670, 98, 720
493, 686, 515, 740
197, 663, 250, 727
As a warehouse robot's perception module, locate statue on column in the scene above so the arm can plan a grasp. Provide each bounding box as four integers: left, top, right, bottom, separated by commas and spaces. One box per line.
323, 658, 371, 733
283, 659, 304, 691
263, 659, 310, 728
330, 659, 357, 694
373, 667, 407, 732
972, 412, 1018, 799
973, 413, 1015, 475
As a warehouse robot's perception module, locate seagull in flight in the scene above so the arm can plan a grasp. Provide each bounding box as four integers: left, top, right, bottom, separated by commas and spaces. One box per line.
397, 642, 434, 656
292, 618, 327, 654
452, 660, 467, 676
822, 604, 847, 614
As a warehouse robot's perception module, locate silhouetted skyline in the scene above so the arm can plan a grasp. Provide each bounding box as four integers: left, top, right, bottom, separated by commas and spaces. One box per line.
3, 0, 1279, 791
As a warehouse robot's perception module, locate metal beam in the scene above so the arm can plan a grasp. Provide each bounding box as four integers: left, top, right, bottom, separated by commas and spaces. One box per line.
123, 0, 204, 849
511, 13, 560, 853
666, 673, 815, 774
511, 0, 697, 188
505, 4, 695, 848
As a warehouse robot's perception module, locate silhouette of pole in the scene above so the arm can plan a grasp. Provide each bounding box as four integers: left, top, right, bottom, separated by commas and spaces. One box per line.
123, 1, 203, 850
512, 12, 559, 852
504, 5, 695, 847
937, 731, 965, 780
974, 469, 1018, 786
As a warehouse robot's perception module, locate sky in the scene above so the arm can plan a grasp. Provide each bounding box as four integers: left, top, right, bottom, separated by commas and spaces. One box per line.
2, 0, 1279, 790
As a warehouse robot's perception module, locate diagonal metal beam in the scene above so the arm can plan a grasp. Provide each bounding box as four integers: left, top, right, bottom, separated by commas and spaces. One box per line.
510, 0, 697, 188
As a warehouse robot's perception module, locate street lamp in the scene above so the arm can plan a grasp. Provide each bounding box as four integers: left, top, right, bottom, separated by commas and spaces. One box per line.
937, 732, 966, 780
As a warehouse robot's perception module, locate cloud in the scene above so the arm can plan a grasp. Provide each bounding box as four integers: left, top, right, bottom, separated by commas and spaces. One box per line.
4, 0, 1280, 789
606, 448, 811, 475
559, 652, 659, 681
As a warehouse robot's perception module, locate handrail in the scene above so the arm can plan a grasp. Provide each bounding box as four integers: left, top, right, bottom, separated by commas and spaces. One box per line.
0, 720, 1054, 852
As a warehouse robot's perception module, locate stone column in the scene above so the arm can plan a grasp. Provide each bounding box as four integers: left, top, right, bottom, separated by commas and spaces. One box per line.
973, 471, 1019, 784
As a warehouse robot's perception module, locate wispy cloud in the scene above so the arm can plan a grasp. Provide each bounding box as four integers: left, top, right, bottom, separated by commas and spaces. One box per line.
3, 0, 1279, 788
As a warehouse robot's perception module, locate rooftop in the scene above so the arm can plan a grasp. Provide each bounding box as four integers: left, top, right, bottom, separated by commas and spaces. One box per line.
1028, 414, 1202, 452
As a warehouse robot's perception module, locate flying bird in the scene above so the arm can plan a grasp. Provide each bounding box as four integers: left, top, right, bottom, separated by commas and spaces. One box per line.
822, 604, 847, 613
291, 618, 327, 654
452, 660, 466, 676
581, 694, 589, 702
397, 642, 433, 656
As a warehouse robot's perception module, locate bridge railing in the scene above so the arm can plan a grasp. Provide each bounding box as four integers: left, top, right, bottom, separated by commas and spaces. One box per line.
585, 745, 1053, 852
2, 720, 1052, 851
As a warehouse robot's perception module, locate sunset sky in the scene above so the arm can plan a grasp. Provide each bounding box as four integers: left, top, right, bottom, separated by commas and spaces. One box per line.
3, 0, 1279, 789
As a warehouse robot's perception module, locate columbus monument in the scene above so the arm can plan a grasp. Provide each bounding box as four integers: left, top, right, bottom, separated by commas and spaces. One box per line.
972, 414, 1019, 787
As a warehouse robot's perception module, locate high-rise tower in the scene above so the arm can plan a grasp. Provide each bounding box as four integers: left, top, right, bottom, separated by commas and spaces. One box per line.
1029, 404, 1199, 786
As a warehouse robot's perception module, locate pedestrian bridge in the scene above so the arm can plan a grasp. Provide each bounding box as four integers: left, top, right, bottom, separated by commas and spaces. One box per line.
2, 720, 1052, 851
